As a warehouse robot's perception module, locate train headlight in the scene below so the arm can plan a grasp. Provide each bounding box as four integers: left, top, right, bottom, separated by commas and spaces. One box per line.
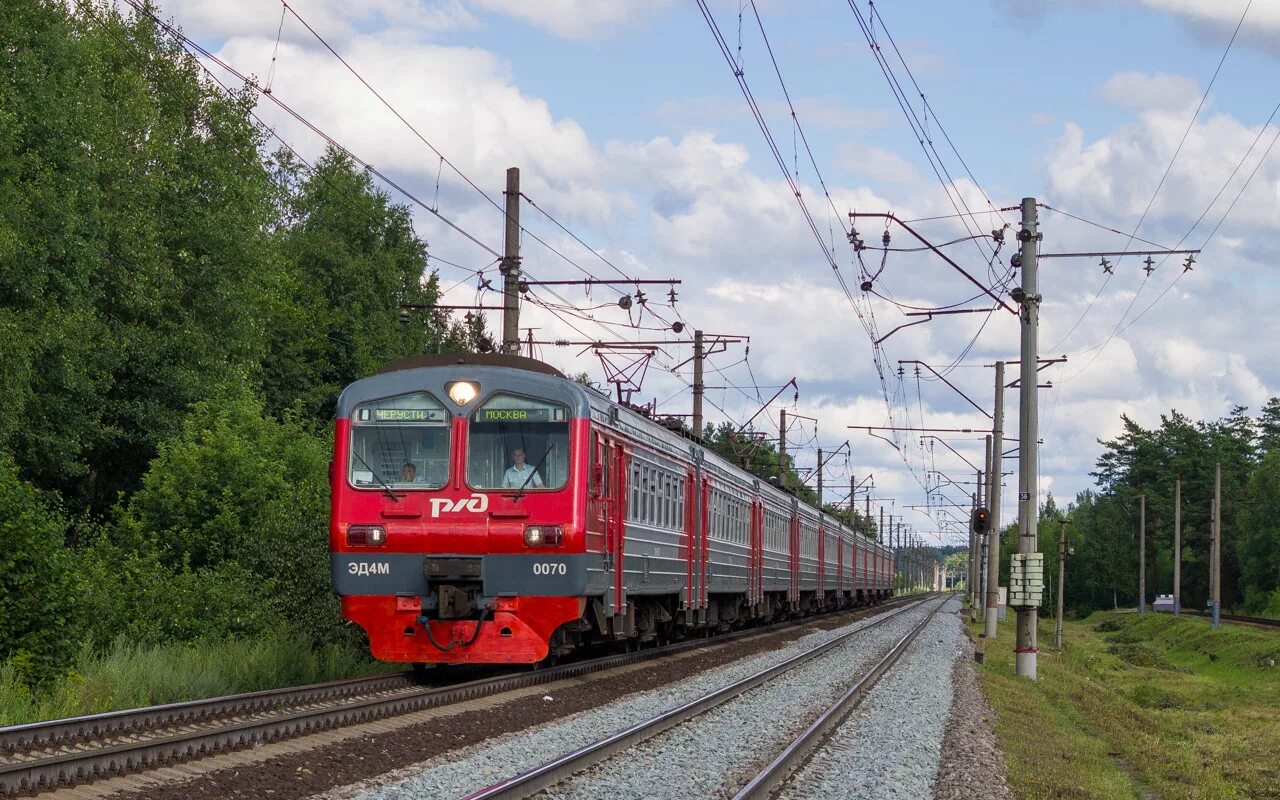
347, 525, 387, 547
523, 525, 563, 546
447, 381, 478, 405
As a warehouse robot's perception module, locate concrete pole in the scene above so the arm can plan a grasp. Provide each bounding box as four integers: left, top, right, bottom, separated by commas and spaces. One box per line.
969, 491, 979, 608
977, 463, 986, 620
692, 329, 704, 437
778, 409, 788, 487
501, 167, 521, 354
1015, 196, 1041, 680
1055, 521, 1066, 650
1174, 478, 1181, 615
1213, 462, 1221, 628
985, 361, 1005, 638
816, 447, 824, 511
1139, 494, 1146, 616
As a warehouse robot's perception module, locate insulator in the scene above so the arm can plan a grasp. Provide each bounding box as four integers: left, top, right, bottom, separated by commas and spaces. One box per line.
882, 230, 891, 247
617, 295, 633, 310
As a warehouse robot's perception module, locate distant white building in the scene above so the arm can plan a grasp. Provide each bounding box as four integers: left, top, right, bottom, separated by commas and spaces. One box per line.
1153, 594, 1176, 613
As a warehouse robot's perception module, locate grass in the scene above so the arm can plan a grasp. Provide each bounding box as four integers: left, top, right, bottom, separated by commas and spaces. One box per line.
0, 634, 392, 727
970, 608, 1280, 800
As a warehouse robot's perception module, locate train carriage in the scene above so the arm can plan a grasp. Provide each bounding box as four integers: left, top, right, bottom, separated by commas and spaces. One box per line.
330, 354, 894, 665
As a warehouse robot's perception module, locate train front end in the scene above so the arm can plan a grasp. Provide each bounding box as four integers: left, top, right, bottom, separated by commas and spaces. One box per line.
330, 355, 589, 665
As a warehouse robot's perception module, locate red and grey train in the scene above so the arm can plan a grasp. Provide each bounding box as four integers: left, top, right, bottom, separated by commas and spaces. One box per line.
330, 354, 894, 665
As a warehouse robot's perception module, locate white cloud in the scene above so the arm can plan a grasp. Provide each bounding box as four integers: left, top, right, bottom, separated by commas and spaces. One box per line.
1099, 71, 1200, 112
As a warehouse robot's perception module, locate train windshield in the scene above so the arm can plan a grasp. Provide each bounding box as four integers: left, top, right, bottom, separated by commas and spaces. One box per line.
349, 392, 450, 489
467, 393, 569, 491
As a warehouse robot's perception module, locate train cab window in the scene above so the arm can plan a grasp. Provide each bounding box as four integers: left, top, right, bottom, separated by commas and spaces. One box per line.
467, 394, 570, 490
349, 392, 450, 489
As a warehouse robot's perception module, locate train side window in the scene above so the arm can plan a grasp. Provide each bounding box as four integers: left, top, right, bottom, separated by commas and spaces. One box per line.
630, 464, 640, 521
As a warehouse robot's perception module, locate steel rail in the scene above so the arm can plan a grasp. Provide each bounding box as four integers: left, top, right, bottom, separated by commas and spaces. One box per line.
732, 597, 949, 799
1178, 609, 1280, 629
0, 596, 923, 797
460, 594, 942, 800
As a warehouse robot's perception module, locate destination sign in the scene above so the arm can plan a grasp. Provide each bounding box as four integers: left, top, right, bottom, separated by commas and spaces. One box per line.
477, 407, 556, 422
371, 408, 447, 423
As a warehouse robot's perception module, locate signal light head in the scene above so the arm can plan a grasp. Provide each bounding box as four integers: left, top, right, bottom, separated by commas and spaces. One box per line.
972, 507, 991, 534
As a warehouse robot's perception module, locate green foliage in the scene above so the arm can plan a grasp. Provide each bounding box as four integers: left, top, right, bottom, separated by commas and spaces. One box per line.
108, 388, 345, 646
261, 150, 492, 423
0, 456, 76, 684
0, 634, 383, 726
0, 1, 277, 517
0, 2, 487, 701
1061, 405, 1278, 618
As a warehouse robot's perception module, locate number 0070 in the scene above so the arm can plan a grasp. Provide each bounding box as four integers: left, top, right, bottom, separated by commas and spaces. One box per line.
533, 562, 567, 576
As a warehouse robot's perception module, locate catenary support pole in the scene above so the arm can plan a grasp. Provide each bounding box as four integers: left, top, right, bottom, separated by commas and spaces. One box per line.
778, 409, 788, 486
1174, 478, 1182, 615
1213, 463, 1221, 628
1139, 494, 1146, 616
977, 462, 986, 621
501, 167, 521, 354
1055, 520, 1067, 650
969, 491, 978, 609
1015, 196, 1042, 680
985, 361, 1005, 638
692, 329, 704, 437
816, 448, 824, 509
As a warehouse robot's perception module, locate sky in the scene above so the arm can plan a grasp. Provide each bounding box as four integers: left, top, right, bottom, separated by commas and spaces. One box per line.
150, 0, 1280, 548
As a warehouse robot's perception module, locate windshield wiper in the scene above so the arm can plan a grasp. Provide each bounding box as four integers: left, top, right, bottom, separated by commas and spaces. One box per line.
513, 443, 555, 502
351, 450, 400, 503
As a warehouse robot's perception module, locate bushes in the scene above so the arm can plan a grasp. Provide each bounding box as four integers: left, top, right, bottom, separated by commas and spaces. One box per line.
0, 456, 76, 684
105, 387, 350, 648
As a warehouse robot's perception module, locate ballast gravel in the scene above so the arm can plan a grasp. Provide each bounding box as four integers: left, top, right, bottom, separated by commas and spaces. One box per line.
337, 599, 940, 800
780, 594, 963, 800
932, 627, 1015, 800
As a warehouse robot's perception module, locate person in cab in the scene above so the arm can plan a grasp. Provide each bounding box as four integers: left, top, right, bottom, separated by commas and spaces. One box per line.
503, 448, 543, 489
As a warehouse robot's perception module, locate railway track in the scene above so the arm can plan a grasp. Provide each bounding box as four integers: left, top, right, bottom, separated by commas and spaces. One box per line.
1178, 609, 1280, 629
458, 593, 947, 800
0, 595, 928, 797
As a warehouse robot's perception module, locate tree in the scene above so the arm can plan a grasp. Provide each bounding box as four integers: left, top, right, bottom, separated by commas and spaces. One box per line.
107, 387, 346, 645
0, 1, 278, 518
0, 455, 76, 683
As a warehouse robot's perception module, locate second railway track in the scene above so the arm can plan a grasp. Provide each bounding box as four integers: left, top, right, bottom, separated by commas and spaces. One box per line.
454, 593, 950, 800
0, 595, 929, 797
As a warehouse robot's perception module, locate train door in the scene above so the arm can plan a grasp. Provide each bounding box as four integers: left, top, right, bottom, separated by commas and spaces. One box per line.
586, 431, 606, 553
749, 499, 762, 608
816, 522, 825, 597
783, 501, 793, 609
604, 439, 628, 621
836, 530, 844, 599
699, 475, 710, 618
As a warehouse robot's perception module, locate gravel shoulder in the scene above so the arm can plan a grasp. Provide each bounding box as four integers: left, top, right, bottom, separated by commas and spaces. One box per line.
932, 627, 1015, 800
779, 595, 963, 800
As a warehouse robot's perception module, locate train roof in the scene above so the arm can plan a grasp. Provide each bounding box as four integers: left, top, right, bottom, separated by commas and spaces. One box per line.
376, 353, 566, 378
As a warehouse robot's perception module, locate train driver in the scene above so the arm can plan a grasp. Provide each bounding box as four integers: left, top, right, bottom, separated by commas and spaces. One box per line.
503, 448, 544, 489
400, 462, 421, 483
